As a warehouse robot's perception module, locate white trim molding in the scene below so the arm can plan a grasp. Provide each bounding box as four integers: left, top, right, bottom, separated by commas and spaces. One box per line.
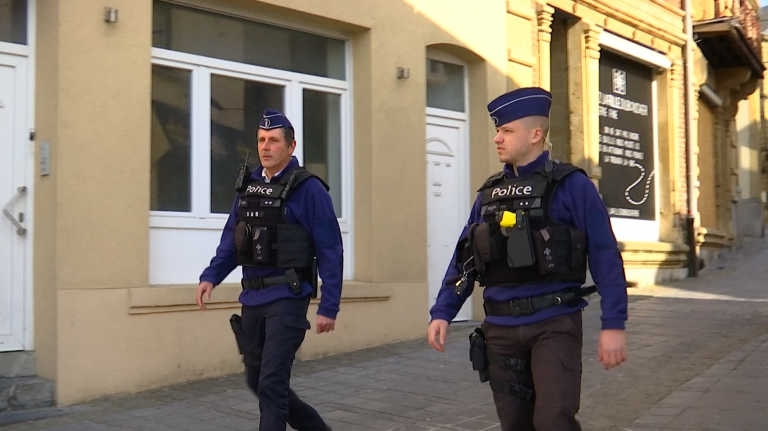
599, 32, 672, 70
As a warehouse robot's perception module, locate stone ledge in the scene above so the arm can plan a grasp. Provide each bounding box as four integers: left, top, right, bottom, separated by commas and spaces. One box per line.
0, 377, 55, 412
508, 49, 536, 68
0, 353, 35, 379
698, 227, 733, 248
129, 281, 392, 315
619, 240, 689, 269
506, 0, 536, 20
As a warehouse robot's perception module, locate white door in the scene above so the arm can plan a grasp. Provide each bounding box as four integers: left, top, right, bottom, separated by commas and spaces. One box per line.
427, 115, 471, 321
0, 53, 29, 352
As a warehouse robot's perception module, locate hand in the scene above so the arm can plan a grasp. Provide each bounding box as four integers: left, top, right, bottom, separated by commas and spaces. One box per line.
196, 281, 214, 311
598, 329, 627, 370
316, 315, 336, 334
427, 319, 449, 352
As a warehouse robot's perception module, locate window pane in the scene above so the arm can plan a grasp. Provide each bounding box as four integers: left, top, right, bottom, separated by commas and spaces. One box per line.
151, 66, 192, 212
0, 0, 27, 45
426, 59, 465, 112
303, 90, 342, 217
153, 1, 345, 80
210, 75, 284, 214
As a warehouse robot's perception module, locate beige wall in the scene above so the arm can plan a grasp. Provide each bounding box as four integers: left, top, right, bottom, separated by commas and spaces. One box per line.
34, 0, 153, 401
33, 0, 61, 381
690, 33, 762, 251
748, 91, 762, 200
698, 100, 717, 228
737, 98, 752, 199
33, 0, 693, 405
763, 38, 768, 222
736, 93, 763, 200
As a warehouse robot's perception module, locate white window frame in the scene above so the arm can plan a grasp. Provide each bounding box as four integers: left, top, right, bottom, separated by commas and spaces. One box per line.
598, 32, 668, 243
149, 42, 353, 284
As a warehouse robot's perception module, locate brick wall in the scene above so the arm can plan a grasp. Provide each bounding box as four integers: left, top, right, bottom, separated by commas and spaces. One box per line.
679, 78, 688, 217
673, 61, 688, 218
549, 17, 570, 162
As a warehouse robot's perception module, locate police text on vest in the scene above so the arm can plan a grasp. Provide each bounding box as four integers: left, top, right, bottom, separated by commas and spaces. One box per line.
491, 185, 533, 199
246, 184, 274, 195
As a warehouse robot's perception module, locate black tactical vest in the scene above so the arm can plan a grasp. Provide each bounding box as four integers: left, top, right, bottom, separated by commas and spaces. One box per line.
468, 160, 588, 287
233, 166, 328, 270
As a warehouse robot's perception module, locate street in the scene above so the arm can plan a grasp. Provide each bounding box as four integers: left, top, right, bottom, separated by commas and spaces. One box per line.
3, 237, 768, 431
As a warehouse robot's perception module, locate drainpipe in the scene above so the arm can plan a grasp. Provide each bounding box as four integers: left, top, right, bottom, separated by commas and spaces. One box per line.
684, 0, 698, 276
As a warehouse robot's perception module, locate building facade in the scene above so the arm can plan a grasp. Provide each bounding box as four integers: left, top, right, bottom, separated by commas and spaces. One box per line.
0, 0, 761, 406
692, 0, 765, 264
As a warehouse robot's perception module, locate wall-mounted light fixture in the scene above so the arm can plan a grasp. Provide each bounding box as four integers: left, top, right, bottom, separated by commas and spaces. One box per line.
396, 67, 410, 79
105, 7, 119, 23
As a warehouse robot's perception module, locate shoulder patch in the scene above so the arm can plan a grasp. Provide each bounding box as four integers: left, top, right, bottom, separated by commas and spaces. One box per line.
478, 171, 507, 191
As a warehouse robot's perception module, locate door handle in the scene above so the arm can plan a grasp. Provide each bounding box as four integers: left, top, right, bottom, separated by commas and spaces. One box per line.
3, 186, 27, 236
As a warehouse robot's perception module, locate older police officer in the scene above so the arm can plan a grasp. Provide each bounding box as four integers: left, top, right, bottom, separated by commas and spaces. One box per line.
197, 109, 341, 431
427, 88, 628, 430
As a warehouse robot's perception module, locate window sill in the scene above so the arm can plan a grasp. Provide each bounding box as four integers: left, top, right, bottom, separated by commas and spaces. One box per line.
129, 282, 392, 315
129, 284, 241, 315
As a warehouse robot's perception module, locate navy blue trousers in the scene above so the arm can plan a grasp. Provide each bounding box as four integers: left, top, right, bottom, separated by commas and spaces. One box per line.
241, 297, 326, 430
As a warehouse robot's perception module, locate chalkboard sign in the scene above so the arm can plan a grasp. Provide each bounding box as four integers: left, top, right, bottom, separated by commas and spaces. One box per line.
598, 51, 656, 221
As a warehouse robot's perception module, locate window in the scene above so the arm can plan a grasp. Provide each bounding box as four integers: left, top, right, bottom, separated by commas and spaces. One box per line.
149, 1, 352, 284
426, 59, 465, 112
151, 66, 192, 212
303, 89, 342, 216
0, 0, 27, 45
210, 76, 283, 214
153, 1, 345, 80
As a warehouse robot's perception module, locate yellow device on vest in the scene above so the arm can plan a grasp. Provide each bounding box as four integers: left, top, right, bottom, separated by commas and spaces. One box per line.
498, 211, 517, 227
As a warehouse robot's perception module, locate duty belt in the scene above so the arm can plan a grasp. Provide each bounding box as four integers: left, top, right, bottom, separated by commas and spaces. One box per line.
483, 285, 597, 317
241, 269, 310, 293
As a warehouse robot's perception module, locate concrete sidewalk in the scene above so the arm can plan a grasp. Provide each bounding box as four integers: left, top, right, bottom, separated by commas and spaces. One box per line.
3, 237, 768, 431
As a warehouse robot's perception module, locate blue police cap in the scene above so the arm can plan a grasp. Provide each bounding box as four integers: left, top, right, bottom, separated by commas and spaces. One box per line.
259, 109, 293, 130
487, 87, 552, 127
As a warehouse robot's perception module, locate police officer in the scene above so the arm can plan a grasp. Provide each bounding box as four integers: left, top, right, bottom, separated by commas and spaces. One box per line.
427, 88, 628, 431
196, 109, 342, 431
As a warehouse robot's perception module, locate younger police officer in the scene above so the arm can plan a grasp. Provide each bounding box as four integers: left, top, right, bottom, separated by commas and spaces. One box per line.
197, 109, 342, 431
427, 88, 628, 431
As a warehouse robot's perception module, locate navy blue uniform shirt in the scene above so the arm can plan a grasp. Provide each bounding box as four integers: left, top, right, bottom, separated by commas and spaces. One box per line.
200, 157, 344, 319
429, 152, 628, 330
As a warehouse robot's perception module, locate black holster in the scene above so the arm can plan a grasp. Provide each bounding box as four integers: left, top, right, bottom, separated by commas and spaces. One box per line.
284, 269, 302, 295
311, 258, 319, 299
230, 314, 262, 368
230, 314, 245, 354
469, 328, 490, 383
